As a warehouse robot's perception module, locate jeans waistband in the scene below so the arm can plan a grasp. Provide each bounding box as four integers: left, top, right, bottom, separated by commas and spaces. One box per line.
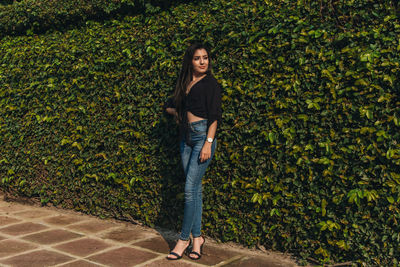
187, 119, 207, 126
186, 119, 207, 136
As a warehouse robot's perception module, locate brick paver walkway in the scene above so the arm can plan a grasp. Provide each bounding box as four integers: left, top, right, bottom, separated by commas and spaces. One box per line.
0, 192, 298, 267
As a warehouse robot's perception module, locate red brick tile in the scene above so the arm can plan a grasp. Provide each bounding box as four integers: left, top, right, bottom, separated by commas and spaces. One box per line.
54, 238, 111, 257
22, 229, 82, 244
87, 247, 158, 267
0, 250, 73, 267
57, 259, 103, 267
0, 222, 48, 236
133, 236, 172, 254
0, 215, 21, 226
0, 203, 29, 213
145, 259, 198, 266
0, 240, 37, 258
102, 227, 158, 243
43, 214, 84, 226
67, 220, 117, 234
13, 209, 53, 219
185, 243, 242, 266
226, 255, 294, 267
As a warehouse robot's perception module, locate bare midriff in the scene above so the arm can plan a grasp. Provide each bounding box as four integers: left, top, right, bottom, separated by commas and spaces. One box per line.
187, 111, 206, 123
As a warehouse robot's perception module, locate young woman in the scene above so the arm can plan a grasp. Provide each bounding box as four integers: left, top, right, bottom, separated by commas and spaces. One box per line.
165, 43, 222, 260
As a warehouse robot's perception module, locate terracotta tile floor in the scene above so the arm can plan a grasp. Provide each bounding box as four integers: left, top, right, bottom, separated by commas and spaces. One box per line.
0, 192, 298, 266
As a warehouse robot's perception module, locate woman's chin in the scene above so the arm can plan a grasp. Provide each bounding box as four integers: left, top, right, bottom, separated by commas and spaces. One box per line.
195, 69, 207, 75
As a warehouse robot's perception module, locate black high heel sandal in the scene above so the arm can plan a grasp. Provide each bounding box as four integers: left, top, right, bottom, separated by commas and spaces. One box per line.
188, 236, 205, 260
166, 238, 192, 260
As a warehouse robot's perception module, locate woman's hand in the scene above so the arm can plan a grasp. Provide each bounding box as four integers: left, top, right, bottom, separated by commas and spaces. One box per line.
200, 142, 212, 163
166, 108, 179, 124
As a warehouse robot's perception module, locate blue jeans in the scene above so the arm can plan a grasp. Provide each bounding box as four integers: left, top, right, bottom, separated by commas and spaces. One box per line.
179, 119, 216, 240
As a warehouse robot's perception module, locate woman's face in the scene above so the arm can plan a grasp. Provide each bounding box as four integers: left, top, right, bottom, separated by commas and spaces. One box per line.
192, 49, 209, 75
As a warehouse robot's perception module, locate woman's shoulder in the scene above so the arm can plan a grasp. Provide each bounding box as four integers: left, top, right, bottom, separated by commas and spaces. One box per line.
203, 73, 220, 88
204, 73, 217, 82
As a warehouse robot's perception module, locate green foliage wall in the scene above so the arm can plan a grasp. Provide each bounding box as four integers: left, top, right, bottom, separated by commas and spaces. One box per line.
0, 0, 399, 265
0, 0, 177, 37
0, 0, 13, 6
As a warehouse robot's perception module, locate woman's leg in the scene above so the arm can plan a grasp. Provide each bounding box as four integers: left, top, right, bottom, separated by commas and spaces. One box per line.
179, 136, 216, 240
180, 139, 192, 177
191, 139, 216, 238
179, 138, 193, 240
166, 139, 193, 260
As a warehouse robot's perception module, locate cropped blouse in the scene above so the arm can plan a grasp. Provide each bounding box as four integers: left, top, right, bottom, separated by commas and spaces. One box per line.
165, 74, 222, 131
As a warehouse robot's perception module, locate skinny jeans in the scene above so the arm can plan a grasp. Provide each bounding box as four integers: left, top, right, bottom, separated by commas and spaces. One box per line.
179, 119, 216, 240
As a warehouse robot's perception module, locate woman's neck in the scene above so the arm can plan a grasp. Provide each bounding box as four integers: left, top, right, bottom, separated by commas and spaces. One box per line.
192, 72, 207, 81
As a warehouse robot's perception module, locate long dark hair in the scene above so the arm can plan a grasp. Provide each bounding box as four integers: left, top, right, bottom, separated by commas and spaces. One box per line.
173, 43, 212, 123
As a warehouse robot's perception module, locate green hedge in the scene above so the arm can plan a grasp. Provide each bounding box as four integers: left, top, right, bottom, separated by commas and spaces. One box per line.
0, 0, 178, 38
0, 0, 399, 265
0, 0, 13, 6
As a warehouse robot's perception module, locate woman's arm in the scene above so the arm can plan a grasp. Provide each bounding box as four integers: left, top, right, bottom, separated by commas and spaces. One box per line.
199, 120, 217, 163
165, 97, 179, 123
200, 78, 222, 163
166, 107, 177, 116
166, 107, 179, 124
206, 120, 217, 140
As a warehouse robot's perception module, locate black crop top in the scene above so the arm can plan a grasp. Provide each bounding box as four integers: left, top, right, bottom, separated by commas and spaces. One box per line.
166, 74, 222, 130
